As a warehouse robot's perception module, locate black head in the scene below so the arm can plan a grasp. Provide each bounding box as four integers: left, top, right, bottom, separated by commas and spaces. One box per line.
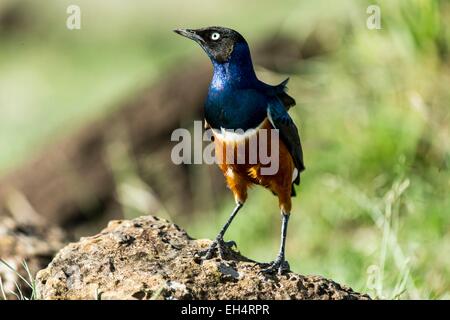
174, 26, 247, 63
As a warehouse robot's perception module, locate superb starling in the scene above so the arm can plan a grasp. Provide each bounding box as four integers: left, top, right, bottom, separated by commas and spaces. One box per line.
175, 26, 305, 274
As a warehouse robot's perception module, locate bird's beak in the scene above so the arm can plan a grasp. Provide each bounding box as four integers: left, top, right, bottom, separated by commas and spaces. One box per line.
173, 28, 205, 44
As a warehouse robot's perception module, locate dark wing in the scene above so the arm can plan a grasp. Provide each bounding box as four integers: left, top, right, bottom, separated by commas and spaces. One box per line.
277, 91, 296, 110
267, 96, 305, 185
274, 78, 296, 110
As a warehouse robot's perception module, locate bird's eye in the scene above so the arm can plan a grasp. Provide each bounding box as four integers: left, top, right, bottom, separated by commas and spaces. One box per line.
211, 32, 220, 41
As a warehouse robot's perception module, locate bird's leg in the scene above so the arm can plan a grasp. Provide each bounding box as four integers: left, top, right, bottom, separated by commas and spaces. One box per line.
262, 212, 291, 274
199, 202, 243, 259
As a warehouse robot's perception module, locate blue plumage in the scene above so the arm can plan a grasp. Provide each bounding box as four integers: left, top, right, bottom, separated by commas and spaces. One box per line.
174, 26, 305, 274
203, 33, 305, 180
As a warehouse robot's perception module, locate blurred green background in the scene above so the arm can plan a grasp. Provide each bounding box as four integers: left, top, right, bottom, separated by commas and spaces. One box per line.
0, 0, 449, 299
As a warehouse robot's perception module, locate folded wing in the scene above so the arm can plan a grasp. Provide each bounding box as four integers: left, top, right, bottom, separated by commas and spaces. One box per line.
267, 96, 305, 185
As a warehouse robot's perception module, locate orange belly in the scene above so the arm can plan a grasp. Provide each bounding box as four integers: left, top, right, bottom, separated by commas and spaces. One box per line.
212, 119, 295, 213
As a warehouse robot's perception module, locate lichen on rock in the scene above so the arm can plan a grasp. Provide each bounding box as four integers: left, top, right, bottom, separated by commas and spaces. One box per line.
35, 215, 370, 300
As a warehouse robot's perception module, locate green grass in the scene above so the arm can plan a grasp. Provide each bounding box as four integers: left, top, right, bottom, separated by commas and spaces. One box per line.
0, 259, 36, 300
0, 0, 449, 299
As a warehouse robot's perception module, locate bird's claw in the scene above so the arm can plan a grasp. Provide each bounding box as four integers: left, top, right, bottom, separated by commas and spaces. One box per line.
260, 257, 290, 275
198, 238, 236, 260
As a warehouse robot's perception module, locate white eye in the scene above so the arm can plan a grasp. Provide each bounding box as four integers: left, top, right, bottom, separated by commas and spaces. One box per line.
211, 32, 220, 41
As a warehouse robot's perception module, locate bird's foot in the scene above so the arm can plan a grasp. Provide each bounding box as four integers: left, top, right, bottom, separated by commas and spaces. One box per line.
260, 256, 290, 275
198, 237, 236, 260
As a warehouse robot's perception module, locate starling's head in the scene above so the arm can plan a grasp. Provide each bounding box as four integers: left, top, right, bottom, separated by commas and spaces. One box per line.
174, 26, 247, 63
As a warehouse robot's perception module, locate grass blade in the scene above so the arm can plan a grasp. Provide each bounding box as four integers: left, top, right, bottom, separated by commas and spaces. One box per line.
0, 276, 7, 300
0, 259, 32, 289
22, 260, 36, 300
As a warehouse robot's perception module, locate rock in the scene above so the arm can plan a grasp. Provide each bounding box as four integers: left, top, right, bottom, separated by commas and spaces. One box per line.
35, 216, 370, 300
0, 216, 67, 299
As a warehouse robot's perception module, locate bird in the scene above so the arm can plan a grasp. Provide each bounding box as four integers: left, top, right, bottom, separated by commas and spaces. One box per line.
174, 26, 305, 274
